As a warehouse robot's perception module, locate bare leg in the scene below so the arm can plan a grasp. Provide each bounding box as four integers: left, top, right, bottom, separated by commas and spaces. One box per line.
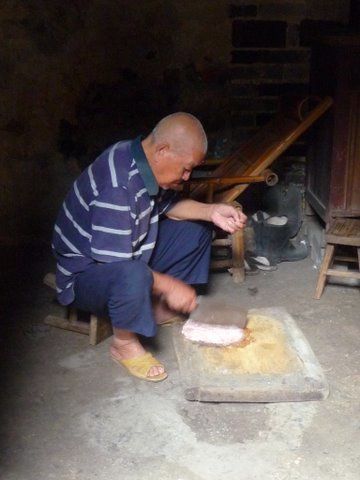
110, 327, 165, 378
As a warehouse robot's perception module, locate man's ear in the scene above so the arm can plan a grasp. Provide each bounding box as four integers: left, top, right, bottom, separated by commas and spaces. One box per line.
154, 143, 170, 162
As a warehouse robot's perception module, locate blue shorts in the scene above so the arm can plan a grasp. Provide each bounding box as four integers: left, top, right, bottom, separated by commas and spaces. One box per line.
71, 219, 212, 336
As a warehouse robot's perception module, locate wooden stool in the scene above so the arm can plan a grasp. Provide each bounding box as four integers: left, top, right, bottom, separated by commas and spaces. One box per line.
314, 218, 360, 299
43, 273, 113, 345
208, 199, 245, 284
210, 228, 245, 284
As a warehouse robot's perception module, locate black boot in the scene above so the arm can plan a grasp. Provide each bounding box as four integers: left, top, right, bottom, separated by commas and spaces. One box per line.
265, 215, 309, 262
261, 184, 302, 238
251, 211, 308, 265
258, 221, 290, 264
250, 211, 280, 269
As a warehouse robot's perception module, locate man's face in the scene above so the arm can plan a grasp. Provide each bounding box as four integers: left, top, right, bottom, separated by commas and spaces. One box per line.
155, 145, 205, 190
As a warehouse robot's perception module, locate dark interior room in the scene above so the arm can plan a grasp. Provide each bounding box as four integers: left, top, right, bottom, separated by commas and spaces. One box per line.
1, 1, 359, 479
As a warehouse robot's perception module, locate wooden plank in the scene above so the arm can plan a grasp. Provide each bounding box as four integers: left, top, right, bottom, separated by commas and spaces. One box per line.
212, 238, 232, 247
327, 218, 360, 246
189, 171, 278, 192
210, 259, 232, 269
190, 175, 270, 185
328, 217, 360, 236
326, 235, 360, 247
334, 255, 358, 263
44, 315, 90, 335
326, 269, 360, 279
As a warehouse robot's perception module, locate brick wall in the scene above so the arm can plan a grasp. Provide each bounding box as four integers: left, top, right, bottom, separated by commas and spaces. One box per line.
229, 1, 350, 141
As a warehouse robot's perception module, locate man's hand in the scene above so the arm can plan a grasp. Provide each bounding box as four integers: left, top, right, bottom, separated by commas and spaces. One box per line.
209, 203, 247, 233
152, 272, 197, 314
163, 277, 197, 313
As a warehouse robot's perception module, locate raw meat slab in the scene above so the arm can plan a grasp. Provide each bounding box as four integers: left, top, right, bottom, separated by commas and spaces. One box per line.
182, 319, 245, 346
172, 307, 329, 403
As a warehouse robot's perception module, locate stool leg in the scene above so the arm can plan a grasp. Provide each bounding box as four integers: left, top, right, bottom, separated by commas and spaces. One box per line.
89, 315, 113, 346
358, 248, 360, 271
231, 229, 245, 284
68, 307, 78, 324
314, 244, 335, 299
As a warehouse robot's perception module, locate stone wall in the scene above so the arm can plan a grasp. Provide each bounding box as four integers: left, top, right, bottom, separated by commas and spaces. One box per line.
0, 0, 351, 244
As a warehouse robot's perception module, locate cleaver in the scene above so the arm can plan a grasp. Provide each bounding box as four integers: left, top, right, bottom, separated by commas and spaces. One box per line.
190, 296, 249, 329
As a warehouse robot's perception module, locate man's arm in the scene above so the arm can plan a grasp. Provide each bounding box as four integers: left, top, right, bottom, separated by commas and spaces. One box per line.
166, 198, 212, 221
166, 198, 247, 234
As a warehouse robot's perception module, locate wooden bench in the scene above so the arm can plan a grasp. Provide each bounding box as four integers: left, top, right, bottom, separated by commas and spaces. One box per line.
43, 273, 113, 345
314, 218, 360, 299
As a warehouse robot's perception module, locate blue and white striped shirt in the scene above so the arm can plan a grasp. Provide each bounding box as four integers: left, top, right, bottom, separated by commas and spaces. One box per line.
52, 136, 178, 305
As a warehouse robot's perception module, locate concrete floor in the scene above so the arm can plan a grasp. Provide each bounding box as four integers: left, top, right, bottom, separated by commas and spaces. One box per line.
1, 248, 359, 480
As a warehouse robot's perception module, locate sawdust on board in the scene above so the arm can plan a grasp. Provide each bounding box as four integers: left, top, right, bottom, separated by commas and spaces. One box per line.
201, 314, 301, 374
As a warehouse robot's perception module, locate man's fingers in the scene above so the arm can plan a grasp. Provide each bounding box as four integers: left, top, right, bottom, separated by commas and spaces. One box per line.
229, 209, 246, 227
235, 211, 247, 224
222, 224, 235, 234
212, 205, 246, 233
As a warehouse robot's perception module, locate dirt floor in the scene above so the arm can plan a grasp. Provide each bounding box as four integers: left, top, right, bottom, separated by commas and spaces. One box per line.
0, 245, 359, 480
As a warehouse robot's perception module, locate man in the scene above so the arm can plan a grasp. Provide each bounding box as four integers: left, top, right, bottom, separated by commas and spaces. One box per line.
53, 112, 246, 382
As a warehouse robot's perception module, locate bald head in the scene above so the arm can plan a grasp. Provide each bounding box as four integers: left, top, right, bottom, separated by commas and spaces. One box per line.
142, 112, 207, 190
151, 112, 208, 156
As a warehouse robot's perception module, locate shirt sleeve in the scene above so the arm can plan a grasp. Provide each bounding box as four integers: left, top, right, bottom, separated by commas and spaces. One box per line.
89, 186, 133, 262
157, 189, 179, 216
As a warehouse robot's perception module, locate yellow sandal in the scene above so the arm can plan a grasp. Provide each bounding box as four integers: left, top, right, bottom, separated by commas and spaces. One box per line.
112, 352, 168, 382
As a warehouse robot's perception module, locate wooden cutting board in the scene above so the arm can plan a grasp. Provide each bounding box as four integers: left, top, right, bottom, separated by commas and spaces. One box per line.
172, 307, 329, 403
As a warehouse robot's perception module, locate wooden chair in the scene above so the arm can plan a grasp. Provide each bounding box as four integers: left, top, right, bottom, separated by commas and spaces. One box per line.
314, 218, 360, 299
43, 273, 113, 345
187, 95, 333, 283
